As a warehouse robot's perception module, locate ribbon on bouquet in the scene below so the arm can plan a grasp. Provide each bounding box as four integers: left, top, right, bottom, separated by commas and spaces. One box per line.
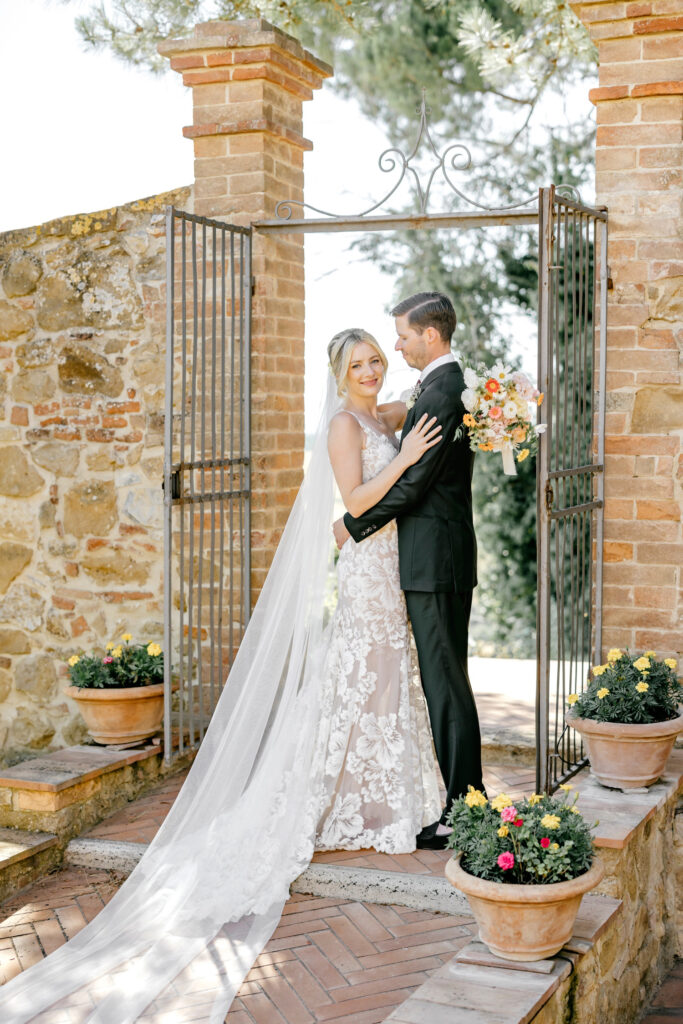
501, 440, 517, 476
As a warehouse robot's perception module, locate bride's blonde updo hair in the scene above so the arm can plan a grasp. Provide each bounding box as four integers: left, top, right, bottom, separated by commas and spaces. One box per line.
327, 328, 388, 397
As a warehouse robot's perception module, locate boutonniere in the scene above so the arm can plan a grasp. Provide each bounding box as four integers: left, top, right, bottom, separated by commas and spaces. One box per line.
403, 380, 423, 411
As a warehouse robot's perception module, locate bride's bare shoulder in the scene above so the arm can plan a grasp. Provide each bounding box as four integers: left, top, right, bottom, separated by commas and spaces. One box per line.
327, 410, 362, 444
378, 400, 407, 431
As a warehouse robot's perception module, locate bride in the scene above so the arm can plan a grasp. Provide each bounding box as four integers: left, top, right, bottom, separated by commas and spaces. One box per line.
1, 329, 443, 1024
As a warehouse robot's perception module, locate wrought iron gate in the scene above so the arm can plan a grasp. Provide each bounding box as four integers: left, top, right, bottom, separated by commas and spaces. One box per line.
163, 208, 252, 760
536, 186, 608, 792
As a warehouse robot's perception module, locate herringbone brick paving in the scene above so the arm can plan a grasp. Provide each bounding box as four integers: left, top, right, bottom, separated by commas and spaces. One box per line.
0, 763, 533, 1021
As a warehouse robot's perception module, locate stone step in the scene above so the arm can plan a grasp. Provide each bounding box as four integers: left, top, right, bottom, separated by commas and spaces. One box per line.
0, 741, 193, 842
0, 826, 60, 904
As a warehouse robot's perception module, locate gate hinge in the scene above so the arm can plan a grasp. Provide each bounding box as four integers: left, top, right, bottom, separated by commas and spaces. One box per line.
606, 265, 614, 290
545, 481, 554, 513
251, 275, 256, 297
162, 470, 181, 500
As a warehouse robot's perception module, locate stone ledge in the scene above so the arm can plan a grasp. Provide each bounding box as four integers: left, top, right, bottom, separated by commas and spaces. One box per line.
576, 747, 683, 849
386, 895, 621, 1024
0, 743, 194, 842
0, 827, 60, 905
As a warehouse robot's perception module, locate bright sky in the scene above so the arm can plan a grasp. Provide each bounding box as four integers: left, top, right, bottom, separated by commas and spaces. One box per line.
0, 0, 592, 431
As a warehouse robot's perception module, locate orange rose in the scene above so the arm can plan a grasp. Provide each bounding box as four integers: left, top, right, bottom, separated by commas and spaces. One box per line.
513, 427, 527, 444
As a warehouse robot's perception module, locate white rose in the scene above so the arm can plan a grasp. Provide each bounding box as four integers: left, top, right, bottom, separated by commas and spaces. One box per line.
464, 367, 479, 389
502, 401, 517, 420
535, 423, 547, 434
462, 388, 476, 412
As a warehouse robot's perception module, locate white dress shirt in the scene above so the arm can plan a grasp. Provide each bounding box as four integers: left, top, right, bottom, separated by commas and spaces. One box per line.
419, 351, 455, 385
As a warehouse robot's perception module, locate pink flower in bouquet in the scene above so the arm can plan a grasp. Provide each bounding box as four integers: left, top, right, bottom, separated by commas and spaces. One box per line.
497, 852, 515, 870
511, 371, 535, 400
489, 406, 503, 419
500, 805, 518, 822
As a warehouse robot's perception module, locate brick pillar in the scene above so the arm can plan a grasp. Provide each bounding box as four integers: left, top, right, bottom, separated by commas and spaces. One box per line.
569, 1, 682, 659
159, 20, 331, 599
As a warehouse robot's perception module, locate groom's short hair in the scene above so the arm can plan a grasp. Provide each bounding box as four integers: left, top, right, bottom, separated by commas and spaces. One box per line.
391, 292, 456, 344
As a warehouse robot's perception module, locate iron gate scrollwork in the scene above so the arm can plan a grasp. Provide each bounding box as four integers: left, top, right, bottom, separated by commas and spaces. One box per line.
537, 186, 608, 792
163, 208, 252, 760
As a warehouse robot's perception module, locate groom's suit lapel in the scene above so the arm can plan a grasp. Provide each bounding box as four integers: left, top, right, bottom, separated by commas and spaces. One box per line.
400, 362, 462, 442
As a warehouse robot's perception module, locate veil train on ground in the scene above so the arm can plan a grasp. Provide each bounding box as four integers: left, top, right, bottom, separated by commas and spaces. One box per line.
2, 376, 341, 1024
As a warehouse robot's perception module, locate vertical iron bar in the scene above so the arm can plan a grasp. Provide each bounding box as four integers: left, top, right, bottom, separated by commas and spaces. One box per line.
594, 217, 608, 664
187, 220, 198, 747
536, 188, 554, 795
197, 222, 207, 739
209, 225, 217, 715
243, 230, 253, 629
163, 207, 175, 764
218, 228, 227, 691
179, 220, 188, 753
229, 232, 236, 668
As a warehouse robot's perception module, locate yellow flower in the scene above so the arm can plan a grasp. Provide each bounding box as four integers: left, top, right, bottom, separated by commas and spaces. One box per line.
551, 842, 559, 851
644, 650, 656, 658
607, 648, 623, 663
147, 642, 162, 658
463, 413, 476, 428
112, 646, 123, 659
570, 807, 580, 815
517, 448, 530, 463
567, 693, 579, 705
633, 657, 650, 672
636, 681, 649, 693
597, 687, 610, 699
464, 786, 488, 808
540, 813, 561, 830
537, 393, 544, 406
491, 793, 513, 812
664, 658, 677, 670
121, 633, 133, 643
591, 664, 607, 676
68, 655, 80, 667
558, 783, 574, 791
497, 825, 509, 838
527, 793, 543, 806
105, 642, 115, 651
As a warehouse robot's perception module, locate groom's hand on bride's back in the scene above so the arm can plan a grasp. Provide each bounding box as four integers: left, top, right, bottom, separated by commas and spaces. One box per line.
333, 517, 351, 550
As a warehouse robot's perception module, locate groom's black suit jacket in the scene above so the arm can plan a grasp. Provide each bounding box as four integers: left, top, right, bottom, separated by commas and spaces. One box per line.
343, 361, 477, 593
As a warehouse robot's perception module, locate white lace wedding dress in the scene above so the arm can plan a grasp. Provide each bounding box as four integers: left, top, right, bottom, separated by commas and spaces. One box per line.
312, 414, 441, 852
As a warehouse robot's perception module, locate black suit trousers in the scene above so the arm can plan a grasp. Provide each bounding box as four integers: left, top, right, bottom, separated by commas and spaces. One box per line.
405, 589, 484, 819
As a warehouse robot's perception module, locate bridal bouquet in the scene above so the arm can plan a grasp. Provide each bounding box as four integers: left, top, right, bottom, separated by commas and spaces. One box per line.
459, 363, 545, 475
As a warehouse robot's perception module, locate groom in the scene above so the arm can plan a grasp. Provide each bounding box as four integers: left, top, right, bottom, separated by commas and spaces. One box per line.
334, 291, 484, 849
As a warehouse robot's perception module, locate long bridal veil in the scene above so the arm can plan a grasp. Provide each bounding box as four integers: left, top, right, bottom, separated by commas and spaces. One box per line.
2, 375, 342, 1024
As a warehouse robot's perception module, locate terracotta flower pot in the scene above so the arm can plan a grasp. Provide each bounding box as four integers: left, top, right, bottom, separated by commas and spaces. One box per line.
567, 710, 682, 789
445, 853, 604, 962
66, 684, 164, 745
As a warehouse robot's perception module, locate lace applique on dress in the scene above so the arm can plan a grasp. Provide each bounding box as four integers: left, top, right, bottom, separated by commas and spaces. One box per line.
312, 415, 441, 854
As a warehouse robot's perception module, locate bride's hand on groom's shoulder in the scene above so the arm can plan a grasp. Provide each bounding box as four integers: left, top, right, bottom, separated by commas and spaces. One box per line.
333, 517, 351, 549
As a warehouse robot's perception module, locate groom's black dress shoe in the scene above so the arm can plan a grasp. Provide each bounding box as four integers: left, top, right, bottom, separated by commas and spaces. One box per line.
415, 831, 452, 851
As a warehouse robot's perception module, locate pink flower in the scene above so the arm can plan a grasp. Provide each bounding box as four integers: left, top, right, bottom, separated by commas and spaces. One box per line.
489, 406, 503, 419
540, 837, 550, 849
103, 656, 113, 664
513, 819, 523, 828
497, 852, 515, 871
500, 806, 518, 822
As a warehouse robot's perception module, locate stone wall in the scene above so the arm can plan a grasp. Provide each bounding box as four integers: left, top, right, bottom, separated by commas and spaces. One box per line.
570, 0, 682, 661
532, 778, 681, 1024
0, 187, 191, 763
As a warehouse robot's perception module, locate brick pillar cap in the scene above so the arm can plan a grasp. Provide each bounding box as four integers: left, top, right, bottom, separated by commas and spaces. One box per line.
158, 17, 332, 79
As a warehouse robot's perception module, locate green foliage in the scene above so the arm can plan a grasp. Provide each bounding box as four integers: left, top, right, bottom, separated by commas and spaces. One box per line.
447, 786, 596, 884
568, 651, 682, 725
68, 638, 164, 688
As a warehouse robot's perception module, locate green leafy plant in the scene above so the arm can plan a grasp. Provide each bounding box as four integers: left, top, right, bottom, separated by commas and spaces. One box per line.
567, 649, 682, 725
447, 785, 596, 884
67, 635, 164, 689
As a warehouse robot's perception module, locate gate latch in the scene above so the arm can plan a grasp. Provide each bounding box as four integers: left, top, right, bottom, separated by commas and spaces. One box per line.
162, 470, 182, 500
